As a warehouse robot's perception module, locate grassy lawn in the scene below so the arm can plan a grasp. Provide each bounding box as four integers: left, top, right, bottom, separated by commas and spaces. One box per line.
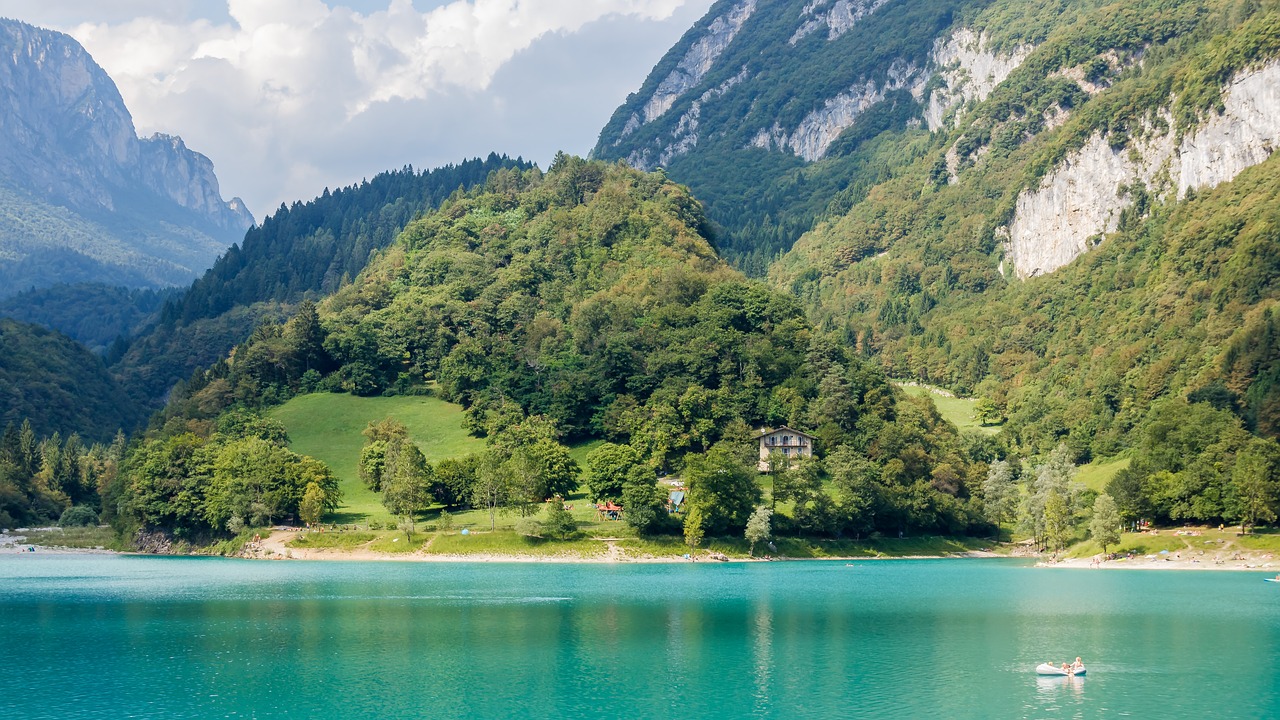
270, 393, 485, 523
271, 392, 609, 527
1075, 456, 1131, 492
897, 383, 1000, 435
1065, 525, 1280, 558
426, 531, 609, 557
283, 525, 998, 560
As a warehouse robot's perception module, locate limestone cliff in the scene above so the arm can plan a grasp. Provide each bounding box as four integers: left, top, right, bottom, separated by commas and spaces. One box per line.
0, 18, 253, 294
1007, 61, 1280, 278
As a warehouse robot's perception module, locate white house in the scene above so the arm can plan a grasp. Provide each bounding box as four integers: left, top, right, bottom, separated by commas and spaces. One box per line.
757, 426, 816, 471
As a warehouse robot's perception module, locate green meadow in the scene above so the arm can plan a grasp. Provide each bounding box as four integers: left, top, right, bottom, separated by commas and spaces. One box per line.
270, 393, 484, 523
270, 393, 611, 528
896, 383, 1000, 436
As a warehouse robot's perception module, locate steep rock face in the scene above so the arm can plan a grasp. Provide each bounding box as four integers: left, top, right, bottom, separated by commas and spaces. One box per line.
915, 29, 1032, 132
620, 0, 756, 142
1007, 60, 1280, 278
0, 18, 252, 293
752, 60, 918, 160
790, 0, 892, 45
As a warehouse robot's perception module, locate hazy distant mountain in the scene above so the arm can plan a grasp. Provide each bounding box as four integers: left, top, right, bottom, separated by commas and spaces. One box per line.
0, 18, 253, 297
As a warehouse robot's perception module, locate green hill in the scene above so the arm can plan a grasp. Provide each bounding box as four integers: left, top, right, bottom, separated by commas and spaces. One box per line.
113, 155, 530, 406
131, 158, 990, 541
0, 318, 142, 442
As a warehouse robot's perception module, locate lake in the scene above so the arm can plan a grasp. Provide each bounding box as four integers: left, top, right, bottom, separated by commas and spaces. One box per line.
1, 555, 1277, 719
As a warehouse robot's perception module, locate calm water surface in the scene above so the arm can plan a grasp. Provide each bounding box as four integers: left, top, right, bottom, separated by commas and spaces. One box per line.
1, 555, 1278, 719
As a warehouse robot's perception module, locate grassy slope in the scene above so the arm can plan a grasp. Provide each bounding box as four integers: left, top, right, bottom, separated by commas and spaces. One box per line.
1075, 456, 1131, 493
268, 395, 1000, 557
898, 383, 1000, 436
270, 393, 609, 528
1066, 526, 1280, 559
270, 393, 484, 523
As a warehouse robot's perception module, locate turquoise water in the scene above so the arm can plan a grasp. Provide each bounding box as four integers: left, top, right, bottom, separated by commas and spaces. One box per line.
1, 556, 1278, 719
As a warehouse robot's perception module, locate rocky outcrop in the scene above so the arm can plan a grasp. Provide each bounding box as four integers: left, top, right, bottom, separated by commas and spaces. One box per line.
623, 0, 756, 137
0, 19, 251, 230
754, 26, 1030, 163
631, 67, 750, 170
789, 0, 891, 45
914, 29, 1032, 132
751, 61, 917, 160
1007, 60, 1280, 279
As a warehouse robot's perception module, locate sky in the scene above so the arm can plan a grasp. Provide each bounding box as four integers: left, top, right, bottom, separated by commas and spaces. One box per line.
0, 0, 714, 221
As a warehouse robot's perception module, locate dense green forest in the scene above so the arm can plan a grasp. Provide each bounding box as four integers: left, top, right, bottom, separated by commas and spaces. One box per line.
0, 419, 124, 530
119, 158, 996, 541
111, 154, 529, 406
0, 319, 142, 443
0, 283, 174, 354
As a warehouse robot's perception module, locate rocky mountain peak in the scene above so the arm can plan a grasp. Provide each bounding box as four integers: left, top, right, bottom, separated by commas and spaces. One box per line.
0, 17, 253, 293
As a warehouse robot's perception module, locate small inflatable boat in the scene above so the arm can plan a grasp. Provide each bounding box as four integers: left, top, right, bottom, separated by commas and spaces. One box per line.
1265, 578, 1280, 583
1036, 663, 1086, 676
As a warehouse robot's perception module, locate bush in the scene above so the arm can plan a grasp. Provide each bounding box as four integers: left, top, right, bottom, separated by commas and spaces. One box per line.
437, 510, 455, 532
58, 506, 99, 528
541, 503, 578, 540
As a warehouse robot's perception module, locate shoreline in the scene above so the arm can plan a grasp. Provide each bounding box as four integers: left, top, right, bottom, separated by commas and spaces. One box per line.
7, 529, 1276, 571
1039, 555, 1278, 572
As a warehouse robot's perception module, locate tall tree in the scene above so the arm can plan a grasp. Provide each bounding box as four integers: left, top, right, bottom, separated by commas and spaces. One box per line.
1227, 439, 1280, 533
382, 439, 432, 534
683, 441, 761, 536
1090, 494, 1121, 554
745, 505, 772, 555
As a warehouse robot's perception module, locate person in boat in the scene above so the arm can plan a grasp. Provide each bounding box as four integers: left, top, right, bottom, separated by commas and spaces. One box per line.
1072, 657, 1084, 673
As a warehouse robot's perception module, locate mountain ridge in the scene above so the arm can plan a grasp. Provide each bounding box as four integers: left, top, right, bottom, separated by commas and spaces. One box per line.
0, 17, 252, 295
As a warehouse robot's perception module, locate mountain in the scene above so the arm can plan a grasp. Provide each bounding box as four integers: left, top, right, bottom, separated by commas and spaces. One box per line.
0, 18, 253, 296
598, 0, 1280, 459
112, 155, 530, 406
0, 317, 142, 442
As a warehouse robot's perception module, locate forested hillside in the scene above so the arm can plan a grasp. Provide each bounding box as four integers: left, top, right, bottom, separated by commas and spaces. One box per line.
124, 158, 994, 541
591, 0, 1280, 537
769, 0, 1280, 457
593, 0, 1069, 272
0, 284, 174, 355
0, 319, 142, 443
111, 155, 529, 406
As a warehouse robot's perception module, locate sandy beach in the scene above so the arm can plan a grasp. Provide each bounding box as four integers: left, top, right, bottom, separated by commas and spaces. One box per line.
1041, 553, 1278, 572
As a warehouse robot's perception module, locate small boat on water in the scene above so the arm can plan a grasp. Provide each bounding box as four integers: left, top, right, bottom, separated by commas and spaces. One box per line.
1265, 578, 1280, 583
1036, 663, 1086, 676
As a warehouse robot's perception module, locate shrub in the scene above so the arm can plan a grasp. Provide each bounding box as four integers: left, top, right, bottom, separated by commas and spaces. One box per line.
58, 506, 99, 528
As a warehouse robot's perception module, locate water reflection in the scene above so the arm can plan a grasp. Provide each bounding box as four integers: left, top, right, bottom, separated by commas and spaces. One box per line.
752, 600, 774, 713
1034, 674, 1085, 700
2, 557, 1278, 720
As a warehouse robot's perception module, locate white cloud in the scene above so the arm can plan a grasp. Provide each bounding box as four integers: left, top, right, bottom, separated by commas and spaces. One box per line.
4, 0, 713, 220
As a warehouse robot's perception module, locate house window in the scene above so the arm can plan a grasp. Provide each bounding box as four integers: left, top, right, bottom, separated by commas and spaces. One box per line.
781, 448, 790, 456
783, 436, 792, 445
